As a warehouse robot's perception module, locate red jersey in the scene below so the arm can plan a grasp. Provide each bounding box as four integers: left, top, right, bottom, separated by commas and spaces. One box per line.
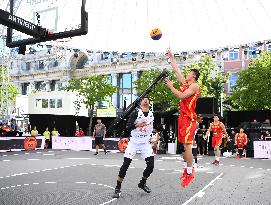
211, 122, 223, 136
179, 83, 200, 120
236, 133, 247, 145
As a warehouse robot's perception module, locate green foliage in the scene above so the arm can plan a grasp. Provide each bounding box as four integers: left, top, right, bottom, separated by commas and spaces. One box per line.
0, 65, 19, 111
229, 51, 271, 110
134, 55, 228, 112
183, 54, 229, 101
63, 75, 116, 112
63, 74, 116, 134
134, 69, 180, 111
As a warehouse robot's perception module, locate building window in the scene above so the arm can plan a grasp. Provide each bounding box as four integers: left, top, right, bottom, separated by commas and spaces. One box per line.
228, 72, 238, 93
21, 83, 29, 95
122, 73, 132, 89
50, 80, 60, 91
42, 99, 48, 108
35, 81, 43, 90
26, 62, 31, 71
57, 99, 63, 108
50, 99, 56, 108
53, 60, 58, 67
228, 49, 239, 60
38, 60, 45, 70
248, 46, 257, 57
36, 99, 42, 108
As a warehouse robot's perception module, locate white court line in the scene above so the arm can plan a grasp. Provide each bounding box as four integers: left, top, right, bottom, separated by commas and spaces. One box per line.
230, 165, 235, 167
27, 159, 40, 161
65, 158, 92, 160
3, 155, 7, 157
43, 154, 54, 156
75, 182, 87, 184
3, 160, 11, 162
99, 198, 117, 205
13, 154, 18, 156
156, 160, 163, 162
240, 166, 245, 168
182, 173, 223, 205
45, 182, 56, 184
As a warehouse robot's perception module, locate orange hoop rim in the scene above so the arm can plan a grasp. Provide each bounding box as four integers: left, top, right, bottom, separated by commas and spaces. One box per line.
48, 31, 72, 43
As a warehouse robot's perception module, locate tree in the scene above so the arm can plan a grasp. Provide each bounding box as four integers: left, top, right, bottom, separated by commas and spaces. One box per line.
0, 65, 18, 117
134, 69, 180, 112
63, 75, 116, 134
135, 55, 228, 113
229, 51, 271, 110
183, 54, 229, 102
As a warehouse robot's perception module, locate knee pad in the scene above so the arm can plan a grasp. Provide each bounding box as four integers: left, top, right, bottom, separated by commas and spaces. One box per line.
118, 157, 132, 178
143, 156, 154, 178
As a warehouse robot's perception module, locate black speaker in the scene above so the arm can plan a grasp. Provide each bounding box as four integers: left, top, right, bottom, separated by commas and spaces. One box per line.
196, 97, 218, 115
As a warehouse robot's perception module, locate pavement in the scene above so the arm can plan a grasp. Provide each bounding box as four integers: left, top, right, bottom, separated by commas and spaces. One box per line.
0, 150, 271, 205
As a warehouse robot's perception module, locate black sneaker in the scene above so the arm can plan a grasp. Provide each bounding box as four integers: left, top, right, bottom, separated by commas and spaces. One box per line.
94, 152, 98, 155
138, 183, 151, 193
112, 188, 121, 198
104, 150, 107, 155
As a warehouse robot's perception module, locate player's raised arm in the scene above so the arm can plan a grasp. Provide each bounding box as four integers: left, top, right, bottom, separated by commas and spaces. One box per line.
164, 81, 199, 100
166, 48, 186, 85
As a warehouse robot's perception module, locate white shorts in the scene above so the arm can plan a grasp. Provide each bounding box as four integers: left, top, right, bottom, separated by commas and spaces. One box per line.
124, 141, 154, 159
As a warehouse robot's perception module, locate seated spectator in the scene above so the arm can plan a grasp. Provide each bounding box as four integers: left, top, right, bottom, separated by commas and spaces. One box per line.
261, 119, 270, 128
75, 128, 85, 136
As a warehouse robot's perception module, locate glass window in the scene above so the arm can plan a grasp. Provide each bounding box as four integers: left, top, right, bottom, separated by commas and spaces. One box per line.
42, 99, 48, 108
228, 72, 238, 93
248, 46, 257, 57
267, 44, 271, 51
228, 49, 239, 60
57, 99, 63, 108
26, 62, 31, 71
36, 99, 42, 108
50, 99, 56, 108
39, 60, 45, 70
122, 73, 132, 89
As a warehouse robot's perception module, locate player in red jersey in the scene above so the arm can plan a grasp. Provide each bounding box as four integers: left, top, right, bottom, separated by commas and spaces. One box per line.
164, 48, 200, 187
235, 128, 248, 158
205, 115, 228, 165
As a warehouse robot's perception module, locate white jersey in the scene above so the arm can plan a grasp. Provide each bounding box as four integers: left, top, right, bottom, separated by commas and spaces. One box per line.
130, 109, 154, 144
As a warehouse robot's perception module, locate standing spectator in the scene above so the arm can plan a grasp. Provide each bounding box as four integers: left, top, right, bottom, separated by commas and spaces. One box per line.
51, 127, 60, 136
93, 119, 107, 155
31, 126, 39, 136
22, 127, 31, 136
75, 128, 85, 136
197, 125, 206, 155
43, 127, 50, 149
150, 128, 160, 154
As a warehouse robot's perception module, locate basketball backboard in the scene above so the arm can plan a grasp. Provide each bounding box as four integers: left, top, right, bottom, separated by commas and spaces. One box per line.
3, 0, 87, 48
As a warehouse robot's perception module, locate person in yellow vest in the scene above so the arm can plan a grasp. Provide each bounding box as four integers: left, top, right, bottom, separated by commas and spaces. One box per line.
31, 126, 39, 136
43, 127, 51, 149
51, 127, 59, 136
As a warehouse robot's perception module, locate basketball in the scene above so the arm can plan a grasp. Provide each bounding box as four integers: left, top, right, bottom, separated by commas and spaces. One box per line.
118, 138, 129, 153
150, 28, 162, 40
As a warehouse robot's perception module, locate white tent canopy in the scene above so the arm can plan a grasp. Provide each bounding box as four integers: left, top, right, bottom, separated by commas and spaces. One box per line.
1, 0, 271, 52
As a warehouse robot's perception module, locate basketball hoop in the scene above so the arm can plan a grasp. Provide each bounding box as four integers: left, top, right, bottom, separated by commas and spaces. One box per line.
48, 31, 72, 44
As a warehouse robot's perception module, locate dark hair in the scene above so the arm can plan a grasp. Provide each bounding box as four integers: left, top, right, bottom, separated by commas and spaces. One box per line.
140, 96, 150, 102
190, 69, 200, 81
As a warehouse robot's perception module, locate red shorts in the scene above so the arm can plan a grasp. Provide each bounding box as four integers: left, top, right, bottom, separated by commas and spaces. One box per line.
178, 115, 197, 144
212, 135, 223, 148
237, 143, 245, 148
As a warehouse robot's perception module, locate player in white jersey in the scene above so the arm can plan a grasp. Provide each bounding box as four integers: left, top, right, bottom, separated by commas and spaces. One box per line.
113, 97, 155, 198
